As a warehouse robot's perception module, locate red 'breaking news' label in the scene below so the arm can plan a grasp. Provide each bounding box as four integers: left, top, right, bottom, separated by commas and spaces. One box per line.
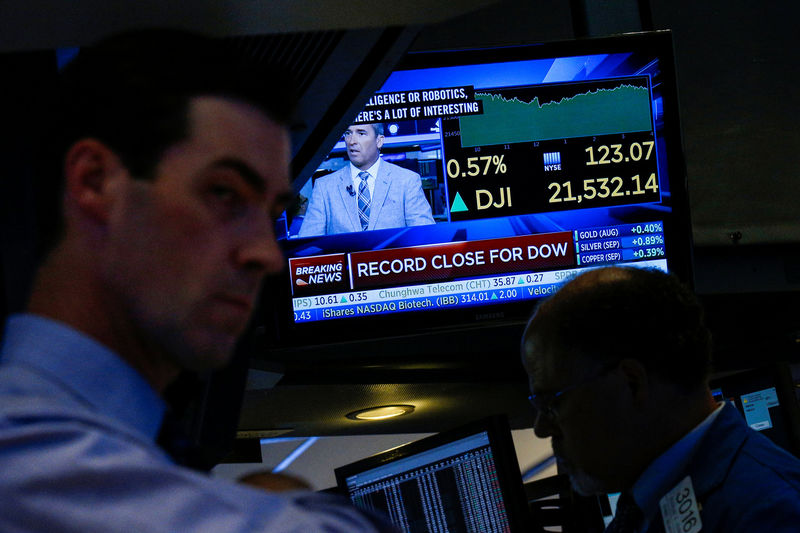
289, 253, 348, 297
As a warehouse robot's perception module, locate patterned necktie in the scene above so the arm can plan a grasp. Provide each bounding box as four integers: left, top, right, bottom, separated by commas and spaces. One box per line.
605, 492, 643, 533
357, 171, 371, 230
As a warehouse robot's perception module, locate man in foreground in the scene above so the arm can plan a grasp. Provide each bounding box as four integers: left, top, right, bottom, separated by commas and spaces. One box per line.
522, 266, 800, 532
0, 31, 393, 531
299, 123, 434, 236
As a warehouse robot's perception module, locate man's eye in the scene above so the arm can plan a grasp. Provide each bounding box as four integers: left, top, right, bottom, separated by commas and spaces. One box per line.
208, 185, 246, 216
211, 185, 240, 201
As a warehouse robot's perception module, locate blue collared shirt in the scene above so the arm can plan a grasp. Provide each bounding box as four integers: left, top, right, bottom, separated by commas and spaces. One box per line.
630, 402, 725, 532
0, 314, 392, 532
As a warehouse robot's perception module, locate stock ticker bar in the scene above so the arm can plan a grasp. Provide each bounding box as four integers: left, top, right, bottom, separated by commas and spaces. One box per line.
290, 222, 667, 323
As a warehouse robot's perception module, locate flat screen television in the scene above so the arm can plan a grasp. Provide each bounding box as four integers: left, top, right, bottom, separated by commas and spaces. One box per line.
266, 30, 693, 348
334, 415, 532, 532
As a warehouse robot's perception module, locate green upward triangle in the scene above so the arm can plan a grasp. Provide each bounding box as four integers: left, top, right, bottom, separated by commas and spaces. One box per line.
450, 192, 469, 213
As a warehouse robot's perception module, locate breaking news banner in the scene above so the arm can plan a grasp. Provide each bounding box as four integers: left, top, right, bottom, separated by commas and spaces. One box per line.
288, 232, 575, 297
289, 253, 349, 297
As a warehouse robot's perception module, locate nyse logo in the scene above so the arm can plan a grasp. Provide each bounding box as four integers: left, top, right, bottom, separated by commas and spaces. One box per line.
543, 151, 561, 171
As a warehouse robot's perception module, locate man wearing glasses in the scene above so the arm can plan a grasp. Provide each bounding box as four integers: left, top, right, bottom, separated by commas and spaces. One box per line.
521, 266, 800, 532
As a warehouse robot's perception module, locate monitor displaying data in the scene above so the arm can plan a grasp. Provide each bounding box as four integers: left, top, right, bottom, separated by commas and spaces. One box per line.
271, 31, 692, 346
334, 417, 532, 532
710, 365, 800, 457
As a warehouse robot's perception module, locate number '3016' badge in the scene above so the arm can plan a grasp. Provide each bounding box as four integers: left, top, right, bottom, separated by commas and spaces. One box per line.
659, 476, 702, 533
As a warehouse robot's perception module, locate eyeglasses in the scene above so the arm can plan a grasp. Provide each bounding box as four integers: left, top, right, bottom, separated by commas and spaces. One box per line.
528, 364, 616, 421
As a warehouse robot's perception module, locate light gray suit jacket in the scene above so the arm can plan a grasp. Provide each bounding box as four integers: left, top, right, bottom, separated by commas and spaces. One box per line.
298, 161, 435, 237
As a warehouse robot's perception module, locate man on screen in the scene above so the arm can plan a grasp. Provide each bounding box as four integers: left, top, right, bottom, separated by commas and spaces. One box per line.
521, 266, 800, 532
298, 123, 434, 237
0, 30, 393, 532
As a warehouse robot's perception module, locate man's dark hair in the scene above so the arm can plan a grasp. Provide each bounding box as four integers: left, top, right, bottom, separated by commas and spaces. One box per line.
371, 123, 385, 136
40, 29, 296, 256
524, 267, 712, 390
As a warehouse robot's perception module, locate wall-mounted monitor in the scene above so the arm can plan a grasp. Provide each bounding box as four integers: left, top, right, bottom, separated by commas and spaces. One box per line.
266, 30, 693, 349
334, 416, 532, 532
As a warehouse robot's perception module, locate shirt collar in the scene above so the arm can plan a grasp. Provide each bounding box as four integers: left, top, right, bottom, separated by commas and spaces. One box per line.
631, 401, 725, 528
350, 158, 381, 181
1, 313, 166, 440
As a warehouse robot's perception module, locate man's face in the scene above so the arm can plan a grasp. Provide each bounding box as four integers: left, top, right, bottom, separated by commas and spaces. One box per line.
102, 96, 291, 373
523, 335, 633, 495
344, 124, 383, 170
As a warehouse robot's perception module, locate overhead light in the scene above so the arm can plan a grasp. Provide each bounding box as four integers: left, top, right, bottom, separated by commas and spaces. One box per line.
346, 404, 415, 421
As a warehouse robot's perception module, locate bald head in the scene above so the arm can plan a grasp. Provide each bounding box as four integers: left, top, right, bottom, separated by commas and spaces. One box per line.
523, 267, 712, 391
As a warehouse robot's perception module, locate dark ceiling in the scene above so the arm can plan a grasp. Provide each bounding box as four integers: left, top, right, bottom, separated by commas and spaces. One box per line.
240, 322, 535, 437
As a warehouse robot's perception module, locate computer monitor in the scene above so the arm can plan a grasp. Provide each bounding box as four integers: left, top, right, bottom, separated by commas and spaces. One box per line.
266, 30, 693, 350
710, 364, 800, 457
334, 416, 532, 532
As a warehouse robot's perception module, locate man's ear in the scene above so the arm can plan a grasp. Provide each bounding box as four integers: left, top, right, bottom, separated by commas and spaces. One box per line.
63, 138, 125, 224
375, 134, 385, 151
618, 358, 649, 405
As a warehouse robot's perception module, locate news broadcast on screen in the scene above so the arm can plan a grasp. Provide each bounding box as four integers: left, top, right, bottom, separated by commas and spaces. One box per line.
274, 32, 691, 340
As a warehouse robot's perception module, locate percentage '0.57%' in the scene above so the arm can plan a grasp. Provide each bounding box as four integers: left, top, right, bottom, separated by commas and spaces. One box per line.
447, 155, 507, 178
